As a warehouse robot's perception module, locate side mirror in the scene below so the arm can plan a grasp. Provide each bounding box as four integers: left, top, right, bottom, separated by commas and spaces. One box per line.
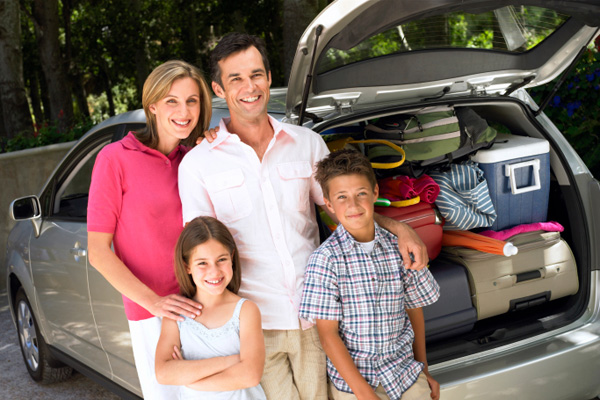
10, 196, 41, 221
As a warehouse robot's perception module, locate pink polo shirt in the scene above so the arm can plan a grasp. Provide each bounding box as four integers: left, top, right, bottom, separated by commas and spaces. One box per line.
88, 132, 187, 320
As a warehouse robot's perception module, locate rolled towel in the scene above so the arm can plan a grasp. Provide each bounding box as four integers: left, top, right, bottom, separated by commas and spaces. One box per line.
478, 221, 564, 241
412, 174, 440, 204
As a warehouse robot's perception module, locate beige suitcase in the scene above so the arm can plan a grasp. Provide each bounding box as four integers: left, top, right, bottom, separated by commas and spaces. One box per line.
442, 230, 579, 320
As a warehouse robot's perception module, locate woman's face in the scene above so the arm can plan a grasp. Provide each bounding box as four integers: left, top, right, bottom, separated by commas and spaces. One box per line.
149, 77, 201, 154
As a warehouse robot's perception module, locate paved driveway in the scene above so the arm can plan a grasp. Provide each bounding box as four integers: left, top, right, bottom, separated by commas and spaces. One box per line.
0, 287, 120, 399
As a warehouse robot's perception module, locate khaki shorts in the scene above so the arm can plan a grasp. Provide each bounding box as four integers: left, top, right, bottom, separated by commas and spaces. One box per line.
260, 326, 328, 400
329, 372, 431, 400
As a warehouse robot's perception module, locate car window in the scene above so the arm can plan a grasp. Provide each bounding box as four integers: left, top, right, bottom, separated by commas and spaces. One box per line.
318, 5, 569, 74
54, 142, 107, 219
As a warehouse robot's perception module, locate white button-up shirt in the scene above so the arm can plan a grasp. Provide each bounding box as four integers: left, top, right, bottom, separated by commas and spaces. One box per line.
178, 116, 329, 329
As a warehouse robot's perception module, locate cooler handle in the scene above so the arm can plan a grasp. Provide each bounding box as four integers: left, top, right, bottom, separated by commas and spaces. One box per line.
505, 159, 541, 195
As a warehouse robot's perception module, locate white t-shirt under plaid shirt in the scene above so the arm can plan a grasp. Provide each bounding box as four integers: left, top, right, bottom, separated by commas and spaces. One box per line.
299, 222, 440, 399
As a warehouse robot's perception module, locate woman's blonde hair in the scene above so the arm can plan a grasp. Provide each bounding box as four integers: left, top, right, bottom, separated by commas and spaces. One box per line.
136, 60, 212, 149
174, 216, 242, 298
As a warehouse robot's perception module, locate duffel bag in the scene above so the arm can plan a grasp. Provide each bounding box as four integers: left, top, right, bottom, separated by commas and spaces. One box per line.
364, 106, 497, 177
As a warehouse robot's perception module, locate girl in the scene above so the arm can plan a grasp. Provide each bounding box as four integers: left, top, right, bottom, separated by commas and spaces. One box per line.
87, 60, 211, 399
155, 216, 266, 399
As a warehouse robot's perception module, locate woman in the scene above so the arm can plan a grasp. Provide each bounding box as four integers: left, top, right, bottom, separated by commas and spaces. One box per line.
87, 60, 212, 399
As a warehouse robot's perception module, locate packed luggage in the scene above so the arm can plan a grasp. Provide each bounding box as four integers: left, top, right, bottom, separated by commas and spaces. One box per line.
321, 104, 579, 341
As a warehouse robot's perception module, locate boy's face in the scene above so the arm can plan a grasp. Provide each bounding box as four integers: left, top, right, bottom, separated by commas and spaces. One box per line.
324, 173, 379, 243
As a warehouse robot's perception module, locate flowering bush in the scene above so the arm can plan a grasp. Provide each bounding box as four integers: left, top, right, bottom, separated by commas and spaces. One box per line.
528, 38, 600, 177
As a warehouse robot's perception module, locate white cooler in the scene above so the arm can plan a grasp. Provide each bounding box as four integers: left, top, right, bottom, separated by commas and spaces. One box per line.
471, 133, 550, 231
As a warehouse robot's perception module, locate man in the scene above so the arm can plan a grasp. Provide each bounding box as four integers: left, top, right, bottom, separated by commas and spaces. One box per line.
178, 32, 428, 400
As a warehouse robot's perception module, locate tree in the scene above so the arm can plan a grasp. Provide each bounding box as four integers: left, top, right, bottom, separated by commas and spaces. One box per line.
282, 0, 327, 83
28, 0, 74, 130
0, 0, 34, 145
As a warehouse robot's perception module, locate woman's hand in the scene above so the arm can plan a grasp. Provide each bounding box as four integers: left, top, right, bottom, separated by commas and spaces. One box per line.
196, 126, 219, 145
149, 293, 203, 322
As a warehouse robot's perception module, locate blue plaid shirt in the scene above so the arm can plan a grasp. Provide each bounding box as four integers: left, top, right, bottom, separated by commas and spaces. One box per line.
299, 222, 440, 399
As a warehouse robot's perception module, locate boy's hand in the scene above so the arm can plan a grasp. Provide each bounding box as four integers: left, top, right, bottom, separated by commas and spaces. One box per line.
196, 126, 219, 145
425, 371, 440, 400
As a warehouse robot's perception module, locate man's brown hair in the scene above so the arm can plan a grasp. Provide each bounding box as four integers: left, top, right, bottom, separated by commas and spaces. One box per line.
315, 148, 377, 199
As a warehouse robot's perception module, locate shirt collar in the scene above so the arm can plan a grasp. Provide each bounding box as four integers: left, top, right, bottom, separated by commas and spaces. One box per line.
208, 115, 297, 150
120, 132, 186, 160
336, 221, 384, 254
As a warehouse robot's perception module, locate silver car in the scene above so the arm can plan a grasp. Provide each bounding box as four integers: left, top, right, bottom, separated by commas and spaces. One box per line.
6, 1, 600, 399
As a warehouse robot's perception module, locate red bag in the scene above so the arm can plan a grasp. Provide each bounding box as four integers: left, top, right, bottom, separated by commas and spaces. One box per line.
375, 203, 443, 260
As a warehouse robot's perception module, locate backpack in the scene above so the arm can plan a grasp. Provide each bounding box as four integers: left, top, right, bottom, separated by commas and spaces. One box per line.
363, 106, 497, 177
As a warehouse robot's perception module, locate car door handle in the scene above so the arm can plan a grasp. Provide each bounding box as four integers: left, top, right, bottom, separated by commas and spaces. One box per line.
70, 242, 87, 262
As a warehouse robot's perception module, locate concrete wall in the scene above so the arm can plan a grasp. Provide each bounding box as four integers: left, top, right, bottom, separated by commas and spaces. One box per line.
1, 142, 75, 289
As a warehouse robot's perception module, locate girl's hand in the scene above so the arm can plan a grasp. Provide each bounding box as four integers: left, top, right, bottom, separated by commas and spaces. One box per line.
172, 345, 183, 361
196, 126, 219, 145
425, 371, 440, 400
149, 293, 203, 321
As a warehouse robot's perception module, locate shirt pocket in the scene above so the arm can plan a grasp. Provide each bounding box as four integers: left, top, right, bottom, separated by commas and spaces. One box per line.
204, 169, 252, 223
339, 269, 374, 337
277, 161, 312, 212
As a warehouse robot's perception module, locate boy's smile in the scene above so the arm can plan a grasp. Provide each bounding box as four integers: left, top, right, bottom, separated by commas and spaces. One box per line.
324, 174, 379, 243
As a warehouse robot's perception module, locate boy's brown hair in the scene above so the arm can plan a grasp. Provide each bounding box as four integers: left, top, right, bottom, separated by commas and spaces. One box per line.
315, 148, 377, 199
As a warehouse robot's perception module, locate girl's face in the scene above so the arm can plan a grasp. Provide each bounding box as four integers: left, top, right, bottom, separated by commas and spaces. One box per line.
186, 238, 233, 297
149, 77, 200, 154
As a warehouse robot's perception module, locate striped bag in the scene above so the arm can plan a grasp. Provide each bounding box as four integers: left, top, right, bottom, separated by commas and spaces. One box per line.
429, 161, 497, 230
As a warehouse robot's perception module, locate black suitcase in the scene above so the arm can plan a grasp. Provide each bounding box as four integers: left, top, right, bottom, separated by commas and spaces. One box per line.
423, 258, 477, 342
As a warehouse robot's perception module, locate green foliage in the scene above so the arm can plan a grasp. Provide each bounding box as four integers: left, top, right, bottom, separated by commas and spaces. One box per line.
87, 82, 138, 124
1, 117, 93, 153
528, 39, 600, 177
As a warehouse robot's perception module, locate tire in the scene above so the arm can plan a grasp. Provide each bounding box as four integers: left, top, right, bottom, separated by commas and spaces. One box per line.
14, 288, 73, 384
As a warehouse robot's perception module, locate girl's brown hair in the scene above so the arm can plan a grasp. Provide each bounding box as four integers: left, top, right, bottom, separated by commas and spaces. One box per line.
174, 216, 242, 298
136, 60, 212, 149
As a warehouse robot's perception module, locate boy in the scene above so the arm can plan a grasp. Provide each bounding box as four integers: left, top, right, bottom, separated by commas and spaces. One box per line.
299, 149, 441, 400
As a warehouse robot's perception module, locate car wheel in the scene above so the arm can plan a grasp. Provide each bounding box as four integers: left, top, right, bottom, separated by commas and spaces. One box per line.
14, 288, 73, 383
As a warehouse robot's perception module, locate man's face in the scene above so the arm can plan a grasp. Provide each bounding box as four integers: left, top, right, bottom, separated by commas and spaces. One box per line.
212, 46, 271, 124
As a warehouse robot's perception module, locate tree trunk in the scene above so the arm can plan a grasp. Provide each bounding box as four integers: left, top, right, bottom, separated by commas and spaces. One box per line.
32, 0, 74, 130
0, 0, 34, 142
131, 0, 148, 106
282, 0, 326, 83
101, 64, 116, 117
61, 0, 89, 118
27, 72, 44, 125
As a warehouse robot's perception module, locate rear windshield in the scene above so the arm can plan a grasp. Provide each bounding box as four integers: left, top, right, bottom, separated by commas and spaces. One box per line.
318, 6, 569, 74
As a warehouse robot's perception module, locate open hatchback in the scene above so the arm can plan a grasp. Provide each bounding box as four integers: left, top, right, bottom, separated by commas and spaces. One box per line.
286, 1, 600, 399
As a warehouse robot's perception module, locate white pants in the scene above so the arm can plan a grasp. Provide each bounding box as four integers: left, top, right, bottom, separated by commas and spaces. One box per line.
128, 317, 179, 400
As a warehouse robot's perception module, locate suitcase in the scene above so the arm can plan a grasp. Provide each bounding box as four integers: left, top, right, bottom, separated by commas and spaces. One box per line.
442, 230, 578, 320
374, 202, 443, 260
423, 258, 477, 342
470, 133, 550, 230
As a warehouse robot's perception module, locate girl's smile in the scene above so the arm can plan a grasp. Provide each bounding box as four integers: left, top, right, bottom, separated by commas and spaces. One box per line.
187, 238, 234, 299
